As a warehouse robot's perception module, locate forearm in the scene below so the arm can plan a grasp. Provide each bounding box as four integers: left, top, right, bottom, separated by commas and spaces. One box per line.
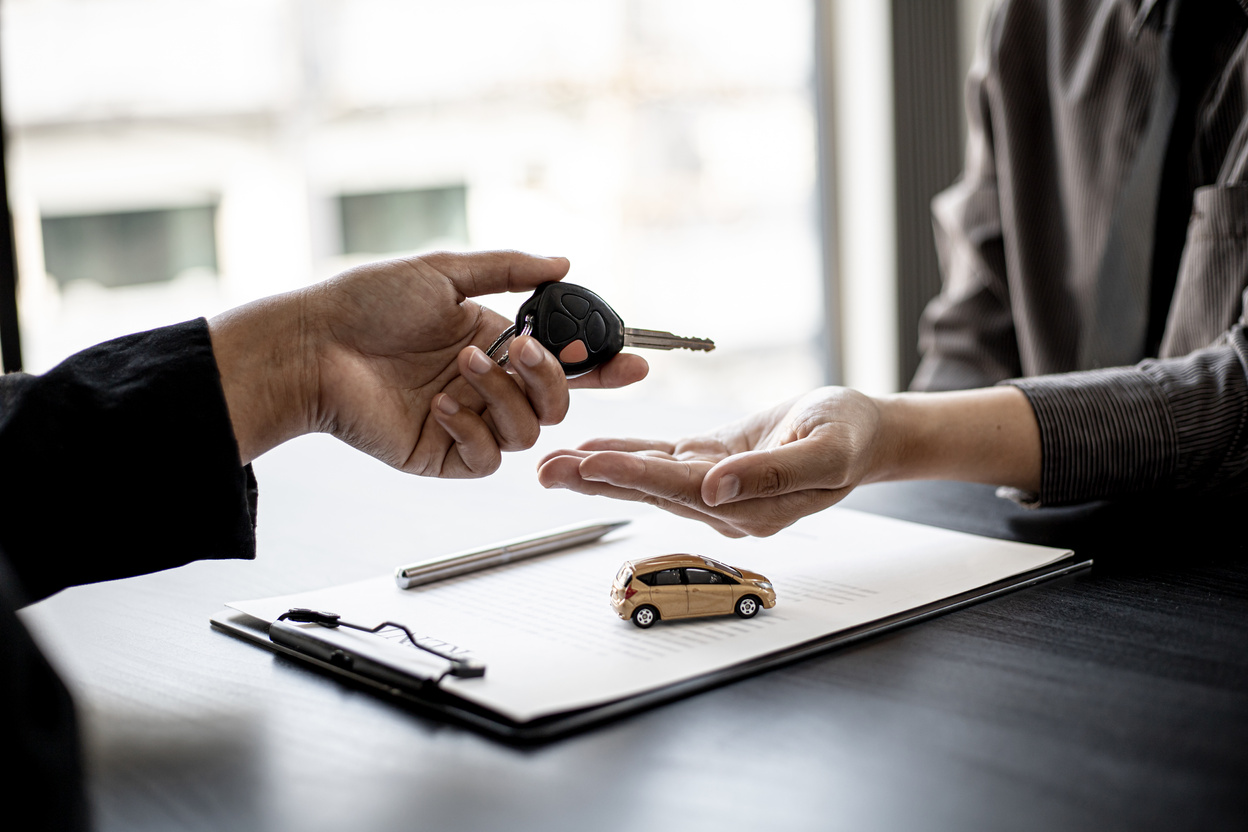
871, 386, 1041, 492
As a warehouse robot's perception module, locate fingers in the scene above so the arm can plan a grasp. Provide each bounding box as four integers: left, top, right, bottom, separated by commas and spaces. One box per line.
577, 451, 710, 509
423, 333, 648, 479
536, 440, 674, 479
429, 393, 503, 477
537, 442, 852, 537
435, 339, 569, 455
469, 336, 570, 433
722, 489, 847, 537
534, 390, 880, 536
421, 250, 570, 298
574, 448, 843, 536
700, 439, 849, 507
567, 353, 650, 390
504, 336, 572, 426
536, 453, 746, 538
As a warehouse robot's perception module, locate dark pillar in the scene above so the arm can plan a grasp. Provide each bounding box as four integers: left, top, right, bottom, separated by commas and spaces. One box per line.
0, 44, 23, 374
891, 0, 962, 386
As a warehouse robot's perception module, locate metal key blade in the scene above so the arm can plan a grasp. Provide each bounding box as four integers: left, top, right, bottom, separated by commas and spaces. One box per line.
622, 328, 716, 352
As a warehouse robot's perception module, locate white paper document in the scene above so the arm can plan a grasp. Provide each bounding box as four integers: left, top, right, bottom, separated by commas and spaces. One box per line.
227, 508, 1075, 723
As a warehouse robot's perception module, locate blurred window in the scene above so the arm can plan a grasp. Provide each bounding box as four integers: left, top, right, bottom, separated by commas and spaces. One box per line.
339, 186, 468, 257
42, 206, 218, 289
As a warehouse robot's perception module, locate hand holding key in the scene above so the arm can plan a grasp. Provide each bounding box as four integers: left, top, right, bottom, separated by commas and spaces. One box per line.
488, 282, 715, 376
213, 251, 650, 478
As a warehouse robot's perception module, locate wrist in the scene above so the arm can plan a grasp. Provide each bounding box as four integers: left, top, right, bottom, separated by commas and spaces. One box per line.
869, 387, 1041, 490
208, 290, 317, 465
869, 392, 926, 483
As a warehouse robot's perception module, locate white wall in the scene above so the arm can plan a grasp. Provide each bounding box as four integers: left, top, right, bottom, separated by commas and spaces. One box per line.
827, 0, 992, 395
828, 0, 897, 395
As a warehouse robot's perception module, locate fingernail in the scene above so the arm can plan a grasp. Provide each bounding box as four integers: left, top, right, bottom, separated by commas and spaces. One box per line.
435, 395, 460, 416
712, 475, 740, 506
468, 348, 493, 375
518, 338, 544, 368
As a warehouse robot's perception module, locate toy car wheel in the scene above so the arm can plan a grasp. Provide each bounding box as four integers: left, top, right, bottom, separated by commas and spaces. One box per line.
735, 595, 760, 618
632, 605, 659, 628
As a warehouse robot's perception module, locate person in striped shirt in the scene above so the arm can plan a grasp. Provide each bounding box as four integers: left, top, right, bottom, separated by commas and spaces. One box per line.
539, 0, 1248, 536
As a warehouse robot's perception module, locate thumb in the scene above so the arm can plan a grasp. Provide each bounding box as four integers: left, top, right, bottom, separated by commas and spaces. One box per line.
702, 438, 844, 507
425, 250, 570, 298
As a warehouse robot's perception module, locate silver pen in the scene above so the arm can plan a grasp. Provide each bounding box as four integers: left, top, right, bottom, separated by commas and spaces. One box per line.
394, 519, 631, 589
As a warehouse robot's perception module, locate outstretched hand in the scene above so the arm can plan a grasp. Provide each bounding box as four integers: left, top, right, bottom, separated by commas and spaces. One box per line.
211, 250, 649, 476
538, 387, 886, 537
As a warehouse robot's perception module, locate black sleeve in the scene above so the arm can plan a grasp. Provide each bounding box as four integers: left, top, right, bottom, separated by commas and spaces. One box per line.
0, 318, 258, 604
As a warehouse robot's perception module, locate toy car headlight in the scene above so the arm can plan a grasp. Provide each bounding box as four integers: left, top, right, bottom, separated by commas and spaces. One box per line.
755, 581, 773, 590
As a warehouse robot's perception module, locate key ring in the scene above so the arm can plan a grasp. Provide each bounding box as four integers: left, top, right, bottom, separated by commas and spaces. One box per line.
484, 315, 534, 369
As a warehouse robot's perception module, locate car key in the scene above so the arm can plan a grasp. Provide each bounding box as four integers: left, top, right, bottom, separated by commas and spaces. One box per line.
486, 282, 715, 376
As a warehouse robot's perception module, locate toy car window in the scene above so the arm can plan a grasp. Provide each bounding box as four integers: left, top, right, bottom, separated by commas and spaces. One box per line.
652, 569, 683, 586
635, 572, 658, 586
685, 568, 723, 585
701, 557, 742, 578
614, 565, 634, 586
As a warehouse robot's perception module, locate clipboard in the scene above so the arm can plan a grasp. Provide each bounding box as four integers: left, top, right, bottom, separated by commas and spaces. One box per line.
210, 539, 1090, 743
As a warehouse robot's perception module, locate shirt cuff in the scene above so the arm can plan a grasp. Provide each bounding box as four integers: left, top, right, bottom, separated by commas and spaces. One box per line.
1003, 367, 1178, 505
1003, 340, 1248, 505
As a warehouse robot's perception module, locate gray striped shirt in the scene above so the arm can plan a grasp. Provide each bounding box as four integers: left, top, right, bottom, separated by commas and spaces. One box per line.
911, 0, 1248, 504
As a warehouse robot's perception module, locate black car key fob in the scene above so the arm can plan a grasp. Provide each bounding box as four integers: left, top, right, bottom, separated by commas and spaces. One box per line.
486, 280, 714, 376
514, 282, 625, 376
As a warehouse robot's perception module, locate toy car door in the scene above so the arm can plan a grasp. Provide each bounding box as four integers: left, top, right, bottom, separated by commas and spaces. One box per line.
647, 568, 688, 618
685, 568, 735, 616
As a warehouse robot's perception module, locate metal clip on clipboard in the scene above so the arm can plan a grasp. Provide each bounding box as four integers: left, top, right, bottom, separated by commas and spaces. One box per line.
269, 608, 486, 690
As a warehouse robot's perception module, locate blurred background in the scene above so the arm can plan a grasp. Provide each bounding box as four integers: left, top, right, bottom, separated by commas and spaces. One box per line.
0, 0, 991, 412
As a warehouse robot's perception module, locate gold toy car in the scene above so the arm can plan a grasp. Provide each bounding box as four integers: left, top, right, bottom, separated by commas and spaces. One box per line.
610, 554, 776, 628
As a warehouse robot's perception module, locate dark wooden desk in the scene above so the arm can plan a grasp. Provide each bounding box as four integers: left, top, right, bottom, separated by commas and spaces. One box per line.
22, 414, 1248, 832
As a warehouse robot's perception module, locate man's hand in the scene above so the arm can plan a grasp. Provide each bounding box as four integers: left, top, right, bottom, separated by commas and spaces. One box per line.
538, 388, 885, 537
537, 385, 1041, 537
210, 250, 648, 475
